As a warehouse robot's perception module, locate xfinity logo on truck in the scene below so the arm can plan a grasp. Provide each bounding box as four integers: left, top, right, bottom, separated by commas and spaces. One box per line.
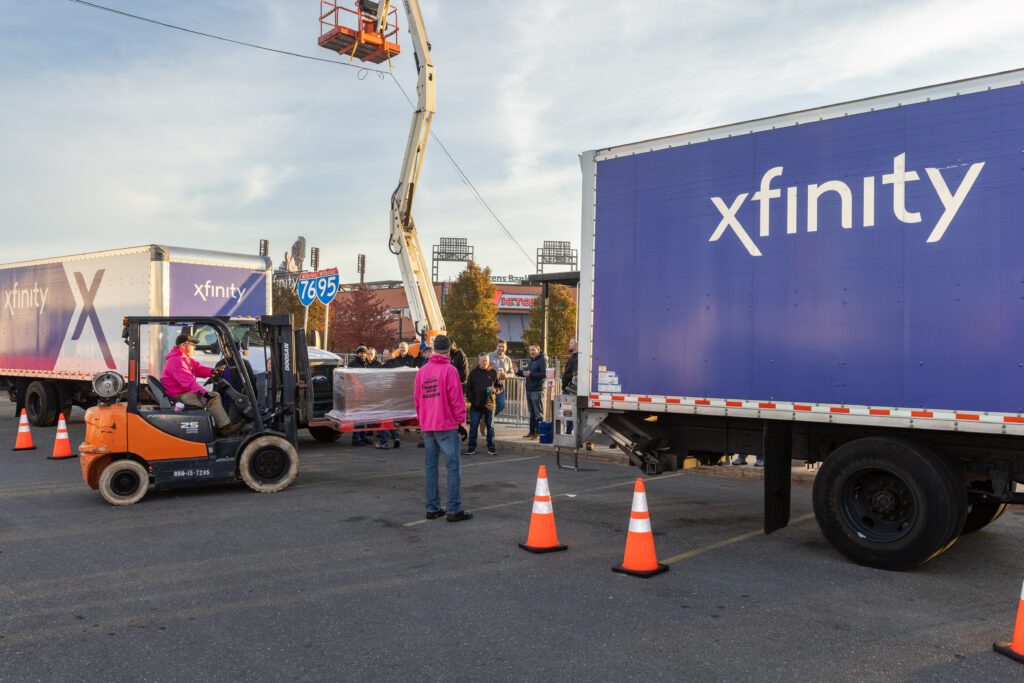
3, 282, 49, 315
192, 281, 247, 302
709, 153, 985, 256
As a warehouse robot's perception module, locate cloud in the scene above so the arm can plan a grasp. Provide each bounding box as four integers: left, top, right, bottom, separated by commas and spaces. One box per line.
0, 0, 1021, 281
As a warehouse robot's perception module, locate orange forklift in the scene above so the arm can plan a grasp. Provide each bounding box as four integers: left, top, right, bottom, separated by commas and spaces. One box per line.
80, 315, 310, 505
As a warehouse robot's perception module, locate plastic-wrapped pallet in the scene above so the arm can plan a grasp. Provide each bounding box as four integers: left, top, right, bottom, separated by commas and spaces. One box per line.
327, 367, 418, 423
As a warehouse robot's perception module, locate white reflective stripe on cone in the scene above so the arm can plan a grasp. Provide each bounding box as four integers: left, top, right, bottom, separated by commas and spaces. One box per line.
532, 500, 553, 515
628, 516, 652, 534
19, 426, 30, 433
535, 477, 551, 497
1020, 579, 1024, 601
631, 492, 649, 513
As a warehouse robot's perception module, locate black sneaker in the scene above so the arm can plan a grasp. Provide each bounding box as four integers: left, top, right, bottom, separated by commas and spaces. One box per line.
392, 440, 401, 449
466, 448, 476, 455
447, 510, 473, 523
487, 447, 497, 455
425, 508, 446, 520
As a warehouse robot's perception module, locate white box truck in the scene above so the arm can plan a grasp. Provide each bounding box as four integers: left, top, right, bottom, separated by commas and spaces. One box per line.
0, 245, 278, 425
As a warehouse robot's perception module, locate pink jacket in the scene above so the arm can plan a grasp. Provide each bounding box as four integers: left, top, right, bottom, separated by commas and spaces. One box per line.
161, 347, 213, 397
414, 354, 466, 431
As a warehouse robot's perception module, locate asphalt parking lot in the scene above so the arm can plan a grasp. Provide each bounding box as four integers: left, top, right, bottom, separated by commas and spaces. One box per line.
2, 405, 1023, 681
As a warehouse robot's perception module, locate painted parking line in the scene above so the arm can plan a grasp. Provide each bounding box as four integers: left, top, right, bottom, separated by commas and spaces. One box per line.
403, 470, 691, 527
661, 513, 816, 565
290, 455, 538, 491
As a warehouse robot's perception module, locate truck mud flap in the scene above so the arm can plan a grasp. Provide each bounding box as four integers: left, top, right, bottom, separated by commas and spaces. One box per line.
763, 422, 793, 534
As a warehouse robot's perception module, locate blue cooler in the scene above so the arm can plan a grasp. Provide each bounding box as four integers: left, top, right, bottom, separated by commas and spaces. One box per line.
538, 421, 554, 444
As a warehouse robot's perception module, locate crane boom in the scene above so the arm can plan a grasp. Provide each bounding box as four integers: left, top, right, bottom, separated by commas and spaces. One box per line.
385, 0, 444, 339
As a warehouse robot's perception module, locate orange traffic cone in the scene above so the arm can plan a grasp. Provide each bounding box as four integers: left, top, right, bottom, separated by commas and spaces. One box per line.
994, 579, 1024, 663
612, 478, 668, 578
518, 465, 567, 553
12, 409, 36, 451
48, 413, 75, 460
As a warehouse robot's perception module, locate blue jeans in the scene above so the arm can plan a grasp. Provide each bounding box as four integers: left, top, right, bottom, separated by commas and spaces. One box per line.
377, 429, 399, 446
527, 390, 543, 434
495, 391, 506, 416
468, 409, 494, 451
352, 429, 371, 445
424, 429, 461, 514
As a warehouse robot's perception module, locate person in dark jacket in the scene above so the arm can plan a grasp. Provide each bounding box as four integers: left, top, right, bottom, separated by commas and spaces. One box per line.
415, 342, 432, 368
518, 344, 547, 439
449, 340, 469, 386
561, 338, 579, 434
377, 349, 403, 448
348, 345, 373, 445
349, 345, 373, 369
393, 341, 417, 367
465, 353, 500, 455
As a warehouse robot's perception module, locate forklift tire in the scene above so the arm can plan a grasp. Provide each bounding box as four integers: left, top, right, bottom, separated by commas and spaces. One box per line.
25, 380, 58, 427
239, 436, 298, 493
308, 426, 342, 443
98, 459, 150, 506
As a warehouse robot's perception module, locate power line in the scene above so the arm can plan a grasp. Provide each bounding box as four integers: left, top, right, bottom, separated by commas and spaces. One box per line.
65, 0, 537, 267
65, 0, 389, 73
390, 79, 536, 266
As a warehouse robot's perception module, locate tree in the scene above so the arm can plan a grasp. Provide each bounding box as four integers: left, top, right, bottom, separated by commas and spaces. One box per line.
328, 285, 394, 353
441, 261, 499, 358
271, 280, 304, 326
522, 284, 577, 365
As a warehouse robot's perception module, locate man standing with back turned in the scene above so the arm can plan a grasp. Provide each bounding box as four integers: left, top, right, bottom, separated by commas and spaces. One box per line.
414, 335, 472, 522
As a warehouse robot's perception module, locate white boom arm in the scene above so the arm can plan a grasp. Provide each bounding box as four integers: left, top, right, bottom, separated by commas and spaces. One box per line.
381, 0, 444, 338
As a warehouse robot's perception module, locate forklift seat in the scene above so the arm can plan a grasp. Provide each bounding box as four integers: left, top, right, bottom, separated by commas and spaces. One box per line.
146, 376, 173, 409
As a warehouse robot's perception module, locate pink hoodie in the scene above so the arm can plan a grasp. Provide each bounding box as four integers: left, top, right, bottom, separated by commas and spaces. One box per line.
414, 354, 466, 431
161, 347, 214, 397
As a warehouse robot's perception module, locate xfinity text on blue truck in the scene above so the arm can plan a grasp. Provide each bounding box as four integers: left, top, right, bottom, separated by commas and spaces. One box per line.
575, 69, 1024, 569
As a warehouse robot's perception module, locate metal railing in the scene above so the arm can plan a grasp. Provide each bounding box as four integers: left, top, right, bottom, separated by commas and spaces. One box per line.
495, 376, 562, 426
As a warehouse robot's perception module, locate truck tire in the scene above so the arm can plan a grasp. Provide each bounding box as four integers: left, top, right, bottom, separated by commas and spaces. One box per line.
960, 501, 1008, 535
812, 438, 967, 571
25, 380, 58, 427
98, 459, 150, 506
308, 426, 342, 443
238, 435, 298, 493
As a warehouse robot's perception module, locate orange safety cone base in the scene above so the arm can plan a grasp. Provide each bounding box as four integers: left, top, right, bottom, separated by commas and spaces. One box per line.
47, 452, 77, 460
518, 541, 567, 554
612, 562, 669, 578
13, 444, 37, 451
993, 641, 1024, 664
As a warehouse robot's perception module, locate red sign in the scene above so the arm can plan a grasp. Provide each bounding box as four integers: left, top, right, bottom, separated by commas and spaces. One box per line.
493, 290, 539, 311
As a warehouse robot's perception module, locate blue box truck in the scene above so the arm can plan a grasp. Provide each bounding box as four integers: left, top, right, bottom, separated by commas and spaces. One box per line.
576, 69, 1024, 569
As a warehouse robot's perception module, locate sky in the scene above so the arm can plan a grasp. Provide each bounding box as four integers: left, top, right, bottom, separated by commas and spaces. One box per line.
1, 0, 1022, 283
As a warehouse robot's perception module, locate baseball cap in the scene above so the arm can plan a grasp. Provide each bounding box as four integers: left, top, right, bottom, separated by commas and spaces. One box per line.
175, 333, 198, 346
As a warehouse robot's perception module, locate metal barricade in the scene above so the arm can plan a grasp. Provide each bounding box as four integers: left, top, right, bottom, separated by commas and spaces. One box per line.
494, 377, 562, 426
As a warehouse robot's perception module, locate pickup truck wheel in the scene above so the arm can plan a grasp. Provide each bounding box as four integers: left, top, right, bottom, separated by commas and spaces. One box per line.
812, 438, 966, 571
960, 501, 1008, 535
25, 380, 58, 427
239, 436, 298, 493
98, 460, 150, 506
308, 426, 342, 443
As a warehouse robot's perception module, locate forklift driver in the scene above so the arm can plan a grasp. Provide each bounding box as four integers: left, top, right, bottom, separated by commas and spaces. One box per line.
161, 334, 242, 437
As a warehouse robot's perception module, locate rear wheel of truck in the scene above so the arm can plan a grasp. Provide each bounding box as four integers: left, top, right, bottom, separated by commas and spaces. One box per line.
98, 459, 150, 506
239, 436, 298, 493
960, 500, 1008, 535
812, 438, 967, 571
308, 426, 342, 443
25, 380, 58, 427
